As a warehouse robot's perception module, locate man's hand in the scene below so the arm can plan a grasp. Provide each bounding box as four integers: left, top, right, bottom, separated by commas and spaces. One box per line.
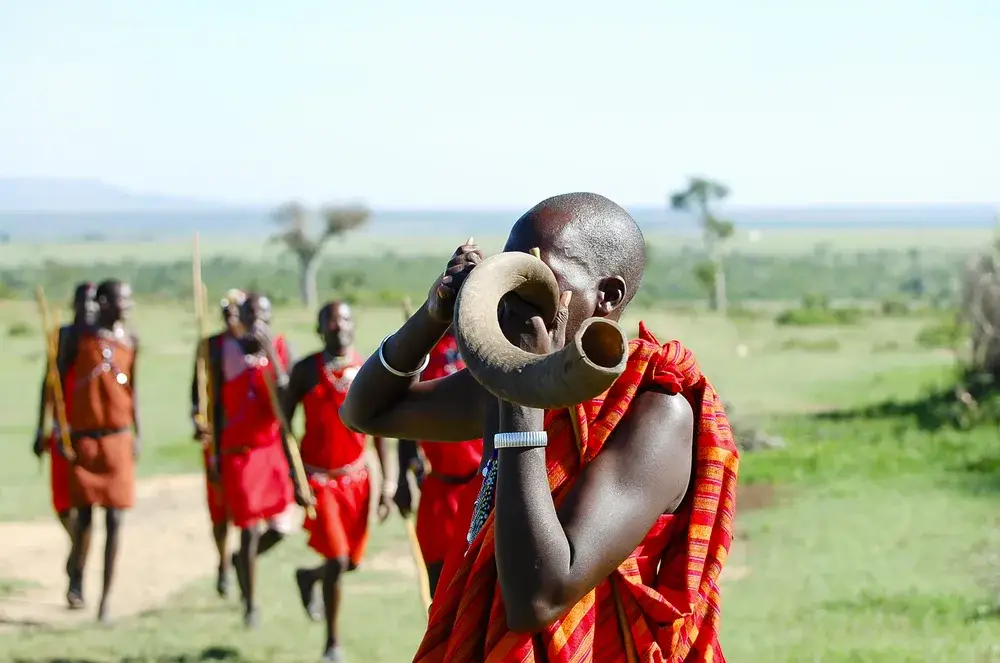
33, 431, 46, 458
252, 321, 276, 356
192, 417, 210, 442
498, 290, 572, 355
426, 239, 484, 324
377, 481, 395, 522
393, 478, 413, 519
294, 486, 316, 509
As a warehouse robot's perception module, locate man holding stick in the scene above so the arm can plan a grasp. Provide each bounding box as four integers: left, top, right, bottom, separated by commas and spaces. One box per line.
33, 281, 96, 608
190, 288, 245, 597
341, 193, 739, 662
66, 279, 140, 623
217, 292, 298, 628
283, 300, 392, 663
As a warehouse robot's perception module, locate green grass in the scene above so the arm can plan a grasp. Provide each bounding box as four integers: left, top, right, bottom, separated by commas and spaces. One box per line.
1, 299, 998, 661
0, 226, 989, 266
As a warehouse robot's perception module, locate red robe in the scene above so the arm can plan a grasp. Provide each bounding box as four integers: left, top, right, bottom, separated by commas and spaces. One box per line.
47, 363, 76, 514
219, 337, 294, 529
68, 333, 137, 510
416, 333, 484, 565
414, 323, 740, 662
300, 350, 371, 564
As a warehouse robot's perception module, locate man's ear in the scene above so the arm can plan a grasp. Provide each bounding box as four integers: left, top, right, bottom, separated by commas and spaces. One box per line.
596, 276, 627, 315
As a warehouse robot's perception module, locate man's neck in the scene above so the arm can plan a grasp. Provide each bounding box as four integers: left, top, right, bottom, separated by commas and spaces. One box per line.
96, 320, 122, 335
323, 347, 352, 362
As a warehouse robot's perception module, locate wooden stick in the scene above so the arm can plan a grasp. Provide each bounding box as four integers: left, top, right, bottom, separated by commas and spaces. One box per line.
260, 369, 316, 520
192, 233, 215, 463
404, 518, 433, 613
35, 287, 75, 462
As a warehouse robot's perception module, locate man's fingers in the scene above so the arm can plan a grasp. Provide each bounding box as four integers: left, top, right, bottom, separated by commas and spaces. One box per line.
553, 291, 572, 344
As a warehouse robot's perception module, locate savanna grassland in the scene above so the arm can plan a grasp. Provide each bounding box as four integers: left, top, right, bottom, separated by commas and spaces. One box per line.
0, 227, 998, 662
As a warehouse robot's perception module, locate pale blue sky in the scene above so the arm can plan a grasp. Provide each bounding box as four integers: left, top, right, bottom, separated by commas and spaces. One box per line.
1, 1, 997, 208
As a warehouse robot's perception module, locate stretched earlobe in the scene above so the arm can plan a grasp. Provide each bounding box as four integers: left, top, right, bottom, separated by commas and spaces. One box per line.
596, 277, 627, 315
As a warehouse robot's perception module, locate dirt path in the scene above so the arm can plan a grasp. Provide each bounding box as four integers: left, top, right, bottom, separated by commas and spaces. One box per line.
0, 473, 759, 632
0, 474, 225, 630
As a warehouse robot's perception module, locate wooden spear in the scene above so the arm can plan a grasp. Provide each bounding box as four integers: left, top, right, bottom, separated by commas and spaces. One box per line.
35, 286, 75, 462
260, 369, 316, 520
192, 233, 216, 466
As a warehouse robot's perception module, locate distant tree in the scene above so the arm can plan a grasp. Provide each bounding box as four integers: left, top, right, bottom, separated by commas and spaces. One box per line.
670, 177, 735, 313
271, 201, 370, 308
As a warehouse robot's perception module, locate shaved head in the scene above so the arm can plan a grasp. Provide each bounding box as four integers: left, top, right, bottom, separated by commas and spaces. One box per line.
95, 278, 133, 324
503, 192, 645, 338
317, 300, 355, 355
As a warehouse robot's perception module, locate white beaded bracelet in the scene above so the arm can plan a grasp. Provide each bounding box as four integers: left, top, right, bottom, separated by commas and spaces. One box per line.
493, 431, 549, 449
378, 334, 430, 378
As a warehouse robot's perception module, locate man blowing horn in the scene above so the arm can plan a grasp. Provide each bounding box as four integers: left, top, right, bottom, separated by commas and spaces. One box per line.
340, 192, 739, 662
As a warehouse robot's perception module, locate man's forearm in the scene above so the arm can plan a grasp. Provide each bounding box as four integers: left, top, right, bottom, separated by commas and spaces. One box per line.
374, 437, 392, 488
494, 403, 571, 630
341, 301, 448, 428
36, 371, 49, 437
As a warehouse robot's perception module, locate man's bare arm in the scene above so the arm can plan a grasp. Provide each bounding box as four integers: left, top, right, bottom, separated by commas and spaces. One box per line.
341, 240, 490, 442
494, 389, 694, 632
131, 334, 142, 457
281, 359, 311, 433
340, 302, 489, 442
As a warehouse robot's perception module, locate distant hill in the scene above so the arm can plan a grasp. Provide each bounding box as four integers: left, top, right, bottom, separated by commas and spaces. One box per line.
0, 178, 232, 212
0, 178, 995, 242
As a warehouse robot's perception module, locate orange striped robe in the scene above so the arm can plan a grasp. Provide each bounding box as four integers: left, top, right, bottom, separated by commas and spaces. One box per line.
413, 322, 739, 662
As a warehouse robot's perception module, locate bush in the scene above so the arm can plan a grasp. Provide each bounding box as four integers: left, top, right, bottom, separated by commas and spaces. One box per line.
916, 318, 962, 350
780, 337, 841, 352
7, 321, 32, 337
775, 294, 863, 327
880, 297, 912, 317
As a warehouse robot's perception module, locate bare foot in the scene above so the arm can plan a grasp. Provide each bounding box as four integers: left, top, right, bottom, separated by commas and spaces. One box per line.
216, 564, 229, 598
322, 643, 345, 662
97, 599, 110, 625
243, 606, 259, 630
295, 568, 321, 621
66, 572, 85, 610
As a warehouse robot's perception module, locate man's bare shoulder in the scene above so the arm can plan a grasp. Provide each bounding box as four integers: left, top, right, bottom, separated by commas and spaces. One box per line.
599, 387, 694, 512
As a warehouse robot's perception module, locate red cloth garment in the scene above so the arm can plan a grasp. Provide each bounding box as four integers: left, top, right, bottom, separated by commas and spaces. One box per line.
414, 323, 740, 663
299, 351, 371, 563
47, 364, 76, 513
219, 336, 293, 529
415, 333, 485, 564
203, 444, 228, 526
68, 334, 136, 510
304, 469, 371, 564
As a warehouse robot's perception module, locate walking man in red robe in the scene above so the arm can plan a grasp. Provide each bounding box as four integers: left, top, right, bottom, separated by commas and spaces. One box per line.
190, 288, 245, 597
33, 281, 96, 608
283, 300, 392, 663
218, 293, 296, 628
66, 279, 140, 623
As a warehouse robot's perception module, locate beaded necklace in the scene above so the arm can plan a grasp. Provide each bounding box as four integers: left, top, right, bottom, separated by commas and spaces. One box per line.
83, 326, 129, 387
466, 449, 499, 549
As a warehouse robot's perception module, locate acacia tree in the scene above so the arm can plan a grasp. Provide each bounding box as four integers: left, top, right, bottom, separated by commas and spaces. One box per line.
271, 201, 371, 308
670, 177, 735, 314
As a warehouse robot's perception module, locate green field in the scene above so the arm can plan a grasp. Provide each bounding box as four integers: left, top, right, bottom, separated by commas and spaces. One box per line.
1, 289, 998, 661
0, 226, 991, 267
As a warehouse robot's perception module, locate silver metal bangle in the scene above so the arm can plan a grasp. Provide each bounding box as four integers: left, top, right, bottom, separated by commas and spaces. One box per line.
378, 334, 430, 378
493, 431, 549, 449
